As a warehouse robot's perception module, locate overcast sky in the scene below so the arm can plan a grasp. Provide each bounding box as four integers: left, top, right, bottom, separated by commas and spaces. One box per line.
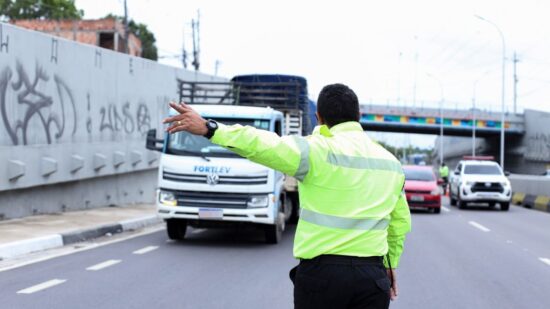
76, 0, 550, 148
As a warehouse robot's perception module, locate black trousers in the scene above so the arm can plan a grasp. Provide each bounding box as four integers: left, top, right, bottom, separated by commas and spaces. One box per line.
289, 255, 391, 309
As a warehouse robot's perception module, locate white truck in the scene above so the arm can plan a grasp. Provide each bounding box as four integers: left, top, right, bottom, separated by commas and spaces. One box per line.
449, 158, 512, 211
146, 75, 312, 243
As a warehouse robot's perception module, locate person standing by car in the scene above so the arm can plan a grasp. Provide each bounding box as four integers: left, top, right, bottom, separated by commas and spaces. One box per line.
163, 83, 412, 309
439, 162, 449, 194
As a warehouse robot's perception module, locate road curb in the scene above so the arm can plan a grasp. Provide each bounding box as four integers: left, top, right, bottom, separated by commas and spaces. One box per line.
0, 215, 161, 260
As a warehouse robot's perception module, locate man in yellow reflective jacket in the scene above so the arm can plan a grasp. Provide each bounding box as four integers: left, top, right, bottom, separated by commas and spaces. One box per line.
164, 83, 411, 309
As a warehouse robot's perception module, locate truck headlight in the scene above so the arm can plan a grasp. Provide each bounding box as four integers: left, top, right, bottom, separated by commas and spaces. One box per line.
431, 189, 440, 196
159, 191, 177, 206
500, 181, 509, 187
247, 195, 269, 208
465, 181, 474, 186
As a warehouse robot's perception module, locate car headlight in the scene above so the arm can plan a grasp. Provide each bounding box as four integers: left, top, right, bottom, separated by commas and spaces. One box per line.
431, 189, 440, 195
247, 195, 269, 208
159, 191, 177, 206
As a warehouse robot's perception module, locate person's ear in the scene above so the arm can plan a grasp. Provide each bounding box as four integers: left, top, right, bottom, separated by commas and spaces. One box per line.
316, 112, 324, 125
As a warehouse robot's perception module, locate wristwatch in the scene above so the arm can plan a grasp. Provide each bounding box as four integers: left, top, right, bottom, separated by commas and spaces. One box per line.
203, 119, 219, 139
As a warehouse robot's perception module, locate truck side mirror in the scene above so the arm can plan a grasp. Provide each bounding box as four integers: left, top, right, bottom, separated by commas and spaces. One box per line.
454, 170, 460, 175
504, 171, 511, 176
146, 129, 164, 152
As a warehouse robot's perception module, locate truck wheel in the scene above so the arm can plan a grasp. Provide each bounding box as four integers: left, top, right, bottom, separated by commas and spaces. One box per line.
433, 207, 441, 214
500, 202, 510, 211
283, 194, 293, 223
265, 212, 284, 244
166, 219, 187, 240
289, 194, 300, 224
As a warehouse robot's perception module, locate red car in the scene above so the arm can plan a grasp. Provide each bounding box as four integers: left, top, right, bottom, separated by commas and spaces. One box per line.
403, 165, 442, 214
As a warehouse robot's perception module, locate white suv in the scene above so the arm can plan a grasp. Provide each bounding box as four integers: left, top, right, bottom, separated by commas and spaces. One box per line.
449, 160, 512, 211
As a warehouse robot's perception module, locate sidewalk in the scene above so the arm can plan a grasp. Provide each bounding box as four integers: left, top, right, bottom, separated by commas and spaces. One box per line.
0, 204, 161, 260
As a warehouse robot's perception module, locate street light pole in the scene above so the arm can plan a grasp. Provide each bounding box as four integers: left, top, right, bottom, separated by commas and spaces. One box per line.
427, 73, 444, 165
475, 15, 506, 169
472, 70, 491, 157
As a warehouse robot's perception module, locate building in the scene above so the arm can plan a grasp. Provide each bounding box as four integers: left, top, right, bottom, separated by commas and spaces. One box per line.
12, 18, 142, 57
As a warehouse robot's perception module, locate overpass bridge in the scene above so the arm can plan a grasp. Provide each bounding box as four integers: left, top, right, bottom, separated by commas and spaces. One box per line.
359, 104, 525, 137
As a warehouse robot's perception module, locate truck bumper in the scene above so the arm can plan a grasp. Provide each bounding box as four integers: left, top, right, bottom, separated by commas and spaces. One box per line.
157, 203, 276, 225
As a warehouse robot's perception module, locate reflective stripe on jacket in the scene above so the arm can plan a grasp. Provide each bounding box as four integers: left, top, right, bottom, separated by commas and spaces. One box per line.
211, 121, 411, 267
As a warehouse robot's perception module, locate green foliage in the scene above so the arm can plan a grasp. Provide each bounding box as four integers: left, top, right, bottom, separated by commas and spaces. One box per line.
0, 0, 83, 20
104, 14, 158, 61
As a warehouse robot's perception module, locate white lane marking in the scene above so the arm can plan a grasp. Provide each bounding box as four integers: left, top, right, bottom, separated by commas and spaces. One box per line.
468, 221, 491, 232
539, 258, 550, 266
86, 259, 121, 271
0, 226, 164, 273
442, 206, 450, 212
133, 246, 158, 255
17, 279, 66, 294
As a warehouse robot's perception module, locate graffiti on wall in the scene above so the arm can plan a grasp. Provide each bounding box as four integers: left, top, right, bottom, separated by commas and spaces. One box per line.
96, 101, 151, 136
525, 133, 550, 161
0, 61, 77, 145
0, 60, 156, 145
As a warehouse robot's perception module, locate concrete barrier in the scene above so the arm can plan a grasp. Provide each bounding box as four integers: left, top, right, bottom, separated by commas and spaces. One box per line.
0, 23, 223, 219
510, 174, 550, 212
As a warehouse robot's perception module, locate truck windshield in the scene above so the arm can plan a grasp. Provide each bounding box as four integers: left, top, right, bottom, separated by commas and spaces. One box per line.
404, 169, 435, 181
167, 118, 270, 157
464, 165, 502, 175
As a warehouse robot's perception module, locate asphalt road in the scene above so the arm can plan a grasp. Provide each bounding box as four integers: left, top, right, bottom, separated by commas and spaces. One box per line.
1, 201, 550, 309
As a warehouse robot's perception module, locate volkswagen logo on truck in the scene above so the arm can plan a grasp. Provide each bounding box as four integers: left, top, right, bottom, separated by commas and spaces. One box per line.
206, 173, 220, 185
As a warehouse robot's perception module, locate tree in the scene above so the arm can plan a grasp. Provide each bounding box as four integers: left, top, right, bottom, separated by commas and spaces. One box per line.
104, 14, 158, 61
128, 19, 158, 61
0, 0, 83, 20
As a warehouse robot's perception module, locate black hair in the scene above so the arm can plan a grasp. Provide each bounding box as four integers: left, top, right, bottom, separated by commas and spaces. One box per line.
317, 83, 360, 127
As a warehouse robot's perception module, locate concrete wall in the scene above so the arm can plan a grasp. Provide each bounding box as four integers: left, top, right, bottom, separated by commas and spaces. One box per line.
0, 23, 222, 219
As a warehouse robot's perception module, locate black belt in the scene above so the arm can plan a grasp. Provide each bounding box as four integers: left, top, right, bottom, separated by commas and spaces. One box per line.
300, 254, 383, 265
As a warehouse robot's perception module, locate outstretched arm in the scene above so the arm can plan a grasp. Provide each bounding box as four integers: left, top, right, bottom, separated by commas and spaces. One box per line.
163, 102, 309, 179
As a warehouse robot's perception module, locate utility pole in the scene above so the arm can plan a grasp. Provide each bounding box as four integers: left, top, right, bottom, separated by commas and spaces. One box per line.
513, 52, 519, 114
191, 10, 201, 71
214, 60, 221, 76
123, 0, 129, 54
182, 24, 188, 69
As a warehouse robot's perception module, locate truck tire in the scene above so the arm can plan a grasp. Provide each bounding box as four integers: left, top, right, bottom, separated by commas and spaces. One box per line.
433, 207, 441, 214
289, 193, 300, 224
283, 194, 293, 223
166, 219, 187, 240
500, 202, 510, 211
265, 212, 284, 244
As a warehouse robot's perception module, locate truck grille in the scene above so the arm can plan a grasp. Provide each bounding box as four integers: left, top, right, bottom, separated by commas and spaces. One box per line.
163, 171, 268, 185
173, 191, 251, 209
471, 182, 504, 193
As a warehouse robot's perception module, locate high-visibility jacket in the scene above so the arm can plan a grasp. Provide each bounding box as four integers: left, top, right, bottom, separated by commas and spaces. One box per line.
439, 166, 449, 177
211, 121, 412, 267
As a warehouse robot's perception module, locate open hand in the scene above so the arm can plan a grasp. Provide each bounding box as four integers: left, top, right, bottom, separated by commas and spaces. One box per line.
163, 102, 208, 136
